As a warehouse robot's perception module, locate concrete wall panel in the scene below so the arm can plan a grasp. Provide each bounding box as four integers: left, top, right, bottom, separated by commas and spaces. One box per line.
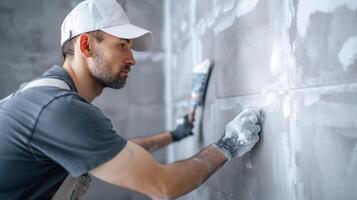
168, 0, 357, 200
0, 0, 165, 199
212, 0, 278, 98
292, 5, 357, 88
290, 85, 357, 200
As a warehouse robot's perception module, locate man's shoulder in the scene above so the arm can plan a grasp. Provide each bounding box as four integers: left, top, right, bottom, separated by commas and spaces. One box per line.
36, 89, 104, 123
14, 85, 82, 108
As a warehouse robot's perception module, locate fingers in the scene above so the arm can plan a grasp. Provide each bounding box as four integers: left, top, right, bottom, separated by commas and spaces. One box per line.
184, 114, 194, 128
176, 117, 185, 125
248, 115, 258, 124
184, 114, 189, 122
239, 108, 261, 118
245, 124, 261, 134
172, 115, 195, 142
219, 108, 263, 158
235, 108, 261, 125
241, 115, 258, 125
231, 124, 260, 138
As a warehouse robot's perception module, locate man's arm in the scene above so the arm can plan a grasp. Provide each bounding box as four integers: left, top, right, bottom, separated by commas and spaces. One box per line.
90, 141, 227, 200
130, 114, 194, 153
130, 131, 173, 153
90, 108, 262, 200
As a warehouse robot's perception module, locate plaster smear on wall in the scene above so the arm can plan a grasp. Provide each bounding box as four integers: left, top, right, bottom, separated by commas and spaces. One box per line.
301, 95, 357, 199
297, 83, 357, 138
270, 43, 283, 76
273, 131, 291, 198
315, 101, 357, 138
297, 0, 357, 38
266, 34, 291, 92
338, 36, 357, 71
261, 93, 279, 112
283, 95, 290, 118
213, 0, 259, 34
197, 0, 259, 35
269, 41, 290, 88
303, 93, 320, 106
288, 102, 304, 200
236, 0, 259, 18
214, 0, 235, 14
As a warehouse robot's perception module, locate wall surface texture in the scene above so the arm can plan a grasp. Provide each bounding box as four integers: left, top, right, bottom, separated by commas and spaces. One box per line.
0, 0, 164, 199
1, 0, 357, 199
167, 0, 357, 200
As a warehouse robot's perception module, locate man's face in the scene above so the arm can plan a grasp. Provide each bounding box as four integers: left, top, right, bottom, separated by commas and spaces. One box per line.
89, 32, 136, 89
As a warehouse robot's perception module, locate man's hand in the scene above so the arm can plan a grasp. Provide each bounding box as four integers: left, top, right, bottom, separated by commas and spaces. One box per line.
216, 108, 262, 160
170, 115, 194, 142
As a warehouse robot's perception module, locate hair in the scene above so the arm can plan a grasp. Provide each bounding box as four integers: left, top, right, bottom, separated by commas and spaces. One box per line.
62, 30, 105, 60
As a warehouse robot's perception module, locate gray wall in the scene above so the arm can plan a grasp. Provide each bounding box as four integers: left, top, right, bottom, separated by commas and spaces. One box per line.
0, 0, 73, 97
167, 0, 357, 200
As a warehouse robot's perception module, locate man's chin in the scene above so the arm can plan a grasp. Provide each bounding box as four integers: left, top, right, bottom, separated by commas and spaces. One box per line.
104, 79, 126, 89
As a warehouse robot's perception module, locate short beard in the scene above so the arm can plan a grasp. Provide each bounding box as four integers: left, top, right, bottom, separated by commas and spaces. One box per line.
91, 50, 127, 89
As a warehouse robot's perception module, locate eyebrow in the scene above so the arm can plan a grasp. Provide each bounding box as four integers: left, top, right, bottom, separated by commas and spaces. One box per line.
119, 38, 132, 45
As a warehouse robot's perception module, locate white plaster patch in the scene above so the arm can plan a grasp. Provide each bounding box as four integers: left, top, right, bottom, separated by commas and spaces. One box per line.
297, 0, 357, 38
218, 0, 236, 13
283, 95, 290, 118
284, 0, 294, 29
303, 93, 320, 106
213, 0, 259, 34
213, 10, 236, 34
288, 102, 303, 199
270, 42, 283, 76
273, 132, 291, 193
236, 0, 259, 18
246, 160, 253, 169
338, 36, 357, 71
180, 21, 188, 33
260, 92, 280, 113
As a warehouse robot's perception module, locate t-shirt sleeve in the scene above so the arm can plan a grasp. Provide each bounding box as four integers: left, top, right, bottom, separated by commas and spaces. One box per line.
31, 94, 127, 177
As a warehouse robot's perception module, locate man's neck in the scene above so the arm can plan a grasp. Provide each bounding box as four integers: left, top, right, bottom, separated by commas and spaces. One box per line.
62, 58, 103, 102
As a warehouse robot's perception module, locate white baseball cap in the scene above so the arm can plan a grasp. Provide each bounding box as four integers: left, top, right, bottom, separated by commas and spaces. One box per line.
61, 0, 153, 51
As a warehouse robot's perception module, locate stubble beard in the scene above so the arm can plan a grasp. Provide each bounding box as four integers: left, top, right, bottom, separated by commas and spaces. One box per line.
91, 50, 127, 89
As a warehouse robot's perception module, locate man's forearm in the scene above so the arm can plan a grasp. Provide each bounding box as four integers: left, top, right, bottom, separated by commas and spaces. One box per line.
90, 141, 228, 200
130, 131, 173, 153
161, 144, 228, 199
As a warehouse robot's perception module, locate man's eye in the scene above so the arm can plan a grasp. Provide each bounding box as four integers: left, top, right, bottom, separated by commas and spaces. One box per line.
118, 43, 125, 48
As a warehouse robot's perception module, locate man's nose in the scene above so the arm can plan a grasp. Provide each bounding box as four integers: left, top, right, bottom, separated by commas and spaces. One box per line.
125, 51, 136, 66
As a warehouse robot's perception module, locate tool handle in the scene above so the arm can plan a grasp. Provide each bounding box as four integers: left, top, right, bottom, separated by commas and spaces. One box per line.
188, 105, 197, 124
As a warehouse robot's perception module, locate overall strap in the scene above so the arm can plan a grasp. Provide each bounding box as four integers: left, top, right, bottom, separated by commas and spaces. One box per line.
52, 174, 92, 200
20, 78, 71, 91
0, 78, 71, 104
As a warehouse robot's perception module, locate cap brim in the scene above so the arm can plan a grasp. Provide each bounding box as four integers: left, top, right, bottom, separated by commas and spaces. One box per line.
101, 24, 153, 51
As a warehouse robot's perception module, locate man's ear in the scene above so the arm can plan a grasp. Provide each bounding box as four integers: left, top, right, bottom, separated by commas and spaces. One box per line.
78, 34, 92, 58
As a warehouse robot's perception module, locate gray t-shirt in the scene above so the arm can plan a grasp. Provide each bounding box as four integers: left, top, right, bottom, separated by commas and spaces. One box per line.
0, 65, 127, 199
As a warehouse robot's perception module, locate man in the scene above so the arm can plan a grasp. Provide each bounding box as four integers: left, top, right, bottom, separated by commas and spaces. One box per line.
0, 0, 262, 199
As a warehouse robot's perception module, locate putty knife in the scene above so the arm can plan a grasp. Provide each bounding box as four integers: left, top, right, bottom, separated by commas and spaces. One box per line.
189, 59, 213, 135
